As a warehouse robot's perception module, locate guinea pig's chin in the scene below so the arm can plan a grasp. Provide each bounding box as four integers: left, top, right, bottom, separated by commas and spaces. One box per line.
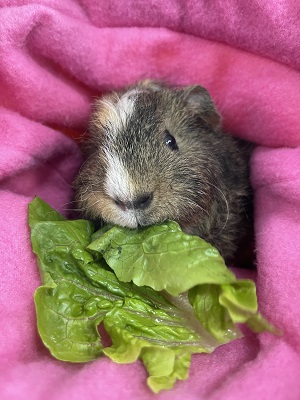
107, 211, 155, 230
108, 211, 139, 229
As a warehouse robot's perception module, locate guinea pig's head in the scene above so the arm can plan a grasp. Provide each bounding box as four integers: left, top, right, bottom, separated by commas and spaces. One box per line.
75, 80, 222, 230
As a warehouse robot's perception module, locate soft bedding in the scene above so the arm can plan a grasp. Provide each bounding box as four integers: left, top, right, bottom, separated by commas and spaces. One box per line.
1, 1, 300, 399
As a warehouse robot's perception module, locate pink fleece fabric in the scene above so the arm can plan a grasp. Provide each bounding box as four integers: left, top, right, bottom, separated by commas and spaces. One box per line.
1, 1, 300, 399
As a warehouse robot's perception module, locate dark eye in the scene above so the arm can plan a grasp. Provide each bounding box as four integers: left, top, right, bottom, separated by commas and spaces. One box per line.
164, 130, 178, 151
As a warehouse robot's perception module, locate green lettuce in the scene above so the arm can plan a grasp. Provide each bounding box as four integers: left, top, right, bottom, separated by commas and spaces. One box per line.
29, 197, 276, 393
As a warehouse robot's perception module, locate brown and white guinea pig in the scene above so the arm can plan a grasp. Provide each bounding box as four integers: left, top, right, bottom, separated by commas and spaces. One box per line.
74, 80, 252, 261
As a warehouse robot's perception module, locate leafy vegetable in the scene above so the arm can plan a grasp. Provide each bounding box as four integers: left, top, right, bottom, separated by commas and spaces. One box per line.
29, 197, 276, 393
88, 221, 236, 296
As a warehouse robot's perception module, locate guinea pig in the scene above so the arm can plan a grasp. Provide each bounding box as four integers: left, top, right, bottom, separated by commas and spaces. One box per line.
74, 80, 252, 261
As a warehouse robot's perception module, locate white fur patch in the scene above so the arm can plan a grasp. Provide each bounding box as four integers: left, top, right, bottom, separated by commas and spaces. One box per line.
100, 89, 140, 137
104, 151, 131, 200
104, 150, 138, 228
116, 90, 138, 126
104, 151, 138, 228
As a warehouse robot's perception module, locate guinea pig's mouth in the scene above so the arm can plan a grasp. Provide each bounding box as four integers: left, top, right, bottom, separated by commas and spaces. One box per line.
112, 210, 139, 229
111, 207, 155, 229
109, 192, 157, 229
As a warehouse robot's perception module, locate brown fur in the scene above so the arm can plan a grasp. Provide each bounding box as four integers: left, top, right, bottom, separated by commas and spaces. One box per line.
74, 81, 252, 261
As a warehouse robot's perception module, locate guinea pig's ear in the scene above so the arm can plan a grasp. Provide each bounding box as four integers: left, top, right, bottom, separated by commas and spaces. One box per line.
183, 85, 220, 127
136, 79, 164, 92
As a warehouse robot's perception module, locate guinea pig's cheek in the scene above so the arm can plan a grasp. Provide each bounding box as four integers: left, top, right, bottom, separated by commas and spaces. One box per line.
80, 190, 111, 220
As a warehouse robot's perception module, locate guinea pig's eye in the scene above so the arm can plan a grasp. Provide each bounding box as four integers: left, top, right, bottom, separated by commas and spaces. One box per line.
164, 130, 178, 151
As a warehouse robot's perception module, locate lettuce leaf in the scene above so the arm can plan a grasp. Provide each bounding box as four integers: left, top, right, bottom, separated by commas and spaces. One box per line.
87, 221, 236, 296
29, 197, 276, 393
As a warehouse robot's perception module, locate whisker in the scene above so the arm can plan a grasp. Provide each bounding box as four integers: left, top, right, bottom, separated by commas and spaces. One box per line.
78, 192, 104, 212
55, 200, 77, 212
85, 198, 103, 211
206, 181, 230, 237
60, 208, 84, 213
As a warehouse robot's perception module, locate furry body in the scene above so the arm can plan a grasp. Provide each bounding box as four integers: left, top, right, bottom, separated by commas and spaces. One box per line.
74, 81, 251, 260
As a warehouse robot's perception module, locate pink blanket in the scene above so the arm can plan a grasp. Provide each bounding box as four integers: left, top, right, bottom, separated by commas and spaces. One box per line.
1, 1, 300, 399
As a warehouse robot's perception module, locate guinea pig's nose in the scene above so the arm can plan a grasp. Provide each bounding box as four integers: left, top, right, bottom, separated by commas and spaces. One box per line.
130, 193, 153, 210
114, 193, 153, 211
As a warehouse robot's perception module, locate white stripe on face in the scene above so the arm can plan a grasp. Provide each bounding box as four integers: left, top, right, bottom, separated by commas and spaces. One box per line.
104, 150, 132, 203
103, 150, 139, 228
99, 89, 147, 228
